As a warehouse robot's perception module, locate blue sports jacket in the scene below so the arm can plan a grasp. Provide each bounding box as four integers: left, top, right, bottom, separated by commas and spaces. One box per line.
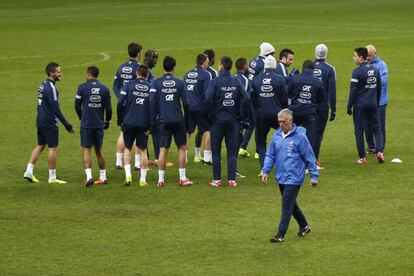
36, 79, 72, 130
113, 59, 140, 98
206, 65, 218, 79
75, 79, 112, 129
248, 56, 265, 81
117, 78, 151, 128
262, 125, 319, 185
370, 55, 388, 106
314, 59, 337, 112
183, 66, 212, 112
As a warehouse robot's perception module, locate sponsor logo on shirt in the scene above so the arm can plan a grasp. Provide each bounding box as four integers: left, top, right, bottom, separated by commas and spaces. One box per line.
135, 84, 149, 91
122, 67, 133, 74
313, 69, 322, 77
261, 85, 273, 93
90, 95, 101, 103
187, 72, 198, 78
163, 80, 176, 88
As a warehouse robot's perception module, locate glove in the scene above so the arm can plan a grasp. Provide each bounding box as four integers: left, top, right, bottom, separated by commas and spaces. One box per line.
347, 108, 352, 115
104, 121, 110, 130
329, 111, 336, 121
290, 68, 300, 76
65, 124, 74, 132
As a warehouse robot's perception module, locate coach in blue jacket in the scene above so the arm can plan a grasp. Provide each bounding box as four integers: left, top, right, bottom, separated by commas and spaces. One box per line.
204, 56, 251, 188
261, 109, 318, 243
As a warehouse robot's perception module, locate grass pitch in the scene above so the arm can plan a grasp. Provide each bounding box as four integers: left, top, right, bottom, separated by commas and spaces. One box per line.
0, 0, 413, 274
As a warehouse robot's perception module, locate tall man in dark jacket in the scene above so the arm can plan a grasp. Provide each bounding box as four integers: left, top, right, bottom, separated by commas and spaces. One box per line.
347, 47, 384, 164
204, 56, 251, 188
75, 66, 112, 187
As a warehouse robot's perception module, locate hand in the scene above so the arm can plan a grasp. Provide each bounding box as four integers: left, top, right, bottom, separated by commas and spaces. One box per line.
329, 111, 336, 121
261, 172, 268, 183
290, 68, 300, 76
347, 108, 352, 115
310, 178, 318, 187
66, 124, 75, 133
104, 121, 110, 130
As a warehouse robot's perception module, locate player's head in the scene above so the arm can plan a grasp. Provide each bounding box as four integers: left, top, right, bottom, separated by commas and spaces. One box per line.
279, 48, 295, 67
219, 56, 232, 71
163, 56, 176, 72
45, 62, 61, 81
366, 44, 377, 62
302, 60, 315, 71
278, 108, 293, 134
196, 54, 209, 69
353, 47, 368, 64
315, 44, 328, 59
204, 49, 215, 65
264, 55, 277, 70
137, 64, 149, 79
260, 42, 275, 57
144, 49, 158, 68
87, 66, 99, 79
128, 43, 142, 59
235, 58, 248, 73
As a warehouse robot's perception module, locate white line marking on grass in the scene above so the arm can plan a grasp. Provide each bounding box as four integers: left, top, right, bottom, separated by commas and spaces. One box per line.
0, 52, 110, 75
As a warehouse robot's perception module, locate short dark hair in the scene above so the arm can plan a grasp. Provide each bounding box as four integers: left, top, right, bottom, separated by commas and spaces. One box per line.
302, 60, 315, 71
87, 66, 99, 78
196, 54, 208, 66
163, 56, 176, 72
45, 62, 59, 76
235, 58, 247, 71
220, 56, 232, 71
204, 49, 215, 60
144, 49, 158, 61
137, 64, 149, 78
279, 48, 295, 60
128, 43, 142, 58
354, 47, 368, 60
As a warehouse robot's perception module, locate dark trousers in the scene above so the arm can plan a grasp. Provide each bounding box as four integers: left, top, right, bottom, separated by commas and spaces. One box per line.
353, 107, 384, 158
211, 121, 240, 181
277, 184, 308, 236
293, 114, 316, 154
313, 109, 329, 160
365, 105, 387, 152
240, 123, 255, 150
255, 117, 278, 169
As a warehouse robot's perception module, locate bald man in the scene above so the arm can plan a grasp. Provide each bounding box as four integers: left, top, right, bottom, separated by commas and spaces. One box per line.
365, 45, 388, 153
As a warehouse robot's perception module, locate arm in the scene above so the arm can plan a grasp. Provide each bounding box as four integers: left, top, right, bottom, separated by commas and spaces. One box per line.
203, 79, 216, 119
74, 86, 82, 121
278, 78, 288, 109
105, 90, 112, 127
379, 62, 388, 105
376, 70, 382, 107
116, 85, 127, 126
347, 70, 359, 114
298, 134, 319, 182
112, 71, 122, 98
261, 135, 277, 182
329, 67, 337, 113
149, 82, 158, 124
48, 85, 72, 131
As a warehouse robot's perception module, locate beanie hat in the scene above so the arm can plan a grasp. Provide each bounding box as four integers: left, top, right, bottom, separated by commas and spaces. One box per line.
315, 44, 328, 59
260, 42, 275, 57
264, 55, 277, 69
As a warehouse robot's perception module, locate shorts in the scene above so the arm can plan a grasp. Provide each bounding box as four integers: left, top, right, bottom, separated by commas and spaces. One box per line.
122, 125, 148, 150
80, 127, 104, 149
186, 110, 211, 134
37, 127, 58, 148
159, 121, 186, 148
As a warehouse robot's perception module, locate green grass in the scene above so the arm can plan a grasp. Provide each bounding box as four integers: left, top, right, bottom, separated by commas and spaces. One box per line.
1, 0, 414, 274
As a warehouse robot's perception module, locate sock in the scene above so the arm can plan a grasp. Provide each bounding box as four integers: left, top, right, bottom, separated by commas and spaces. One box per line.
179, 168, 186, 180
99, 169, 107, 180
116, 152, 123, 166
195, 147, 201, 157
158, 170, 165, 182
26, 163, 34, 175
49, 169, 56, 180
204, 150, 212, 162
135, 153, 141, 168
140, 169, 148, 182
124, 164, 131, 178
85, 168, 92, 180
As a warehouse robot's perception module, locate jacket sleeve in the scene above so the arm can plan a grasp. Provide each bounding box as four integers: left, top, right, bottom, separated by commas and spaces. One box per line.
149, 82, 158, 122
376, 70, 382, 107
180, 81, 189, 119
239, 82, 251, 121
48, 86, 72, 130
112, 71, 122, 98
379, 62, 388, 105
347, 70, 359, 110
298, 134, 319, 180
262, 134, 277, 174
203, 79, 216, 119
116, 84, 127, 125
328, 67, 337, 112
105, 89, 112, 122
317, 82, 326, 104
74, 86, 82, 121
278, 78, 288, 109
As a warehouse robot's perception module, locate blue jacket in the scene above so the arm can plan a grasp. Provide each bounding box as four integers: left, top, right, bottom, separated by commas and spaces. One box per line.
262, 124, 319, 185
314, 59, 337, 112
36, 79, 72, 130
248, 56, 265, 81
206, 65, 218, 79
347, 62, 381, 110
112, 59, 140, 98
117, 78, 151, 128
370, 55, 388, 106
251, 69, 288, 119
204, 70, 251, 124
150, 73, 188, 124
75, 79, 112, 129
183, 66, 212, 112
275, 62, 289, 80
288, 68, 325, 117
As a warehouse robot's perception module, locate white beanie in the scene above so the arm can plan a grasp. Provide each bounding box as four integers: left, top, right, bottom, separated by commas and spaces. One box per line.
264, 55, 277, 69
260, 42, 275, 57
315, 44, 328, 59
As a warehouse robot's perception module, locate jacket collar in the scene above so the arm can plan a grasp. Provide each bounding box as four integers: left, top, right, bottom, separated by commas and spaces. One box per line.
219, 70, 231, 77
